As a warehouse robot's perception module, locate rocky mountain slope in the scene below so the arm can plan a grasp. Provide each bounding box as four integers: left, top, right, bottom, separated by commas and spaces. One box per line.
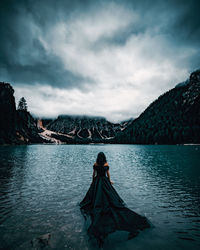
0, 82, 45, 144
114, 69, 200, 144
40, 115, 132, 143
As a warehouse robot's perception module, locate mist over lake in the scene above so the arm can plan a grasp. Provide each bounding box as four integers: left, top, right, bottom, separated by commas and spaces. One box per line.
0, 144, 200, 249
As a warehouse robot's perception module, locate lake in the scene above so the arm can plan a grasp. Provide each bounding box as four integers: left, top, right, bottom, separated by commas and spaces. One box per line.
0, 144, 200, 249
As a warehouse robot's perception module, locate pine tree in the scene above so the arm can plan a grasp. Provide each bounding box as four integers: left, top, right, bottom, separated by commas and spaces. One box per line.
17, 97, 28, 111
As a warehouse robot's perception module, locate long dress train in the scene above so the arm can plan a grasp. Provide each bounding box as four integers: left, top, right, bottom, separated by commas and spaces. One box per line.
79, 163, 151, 246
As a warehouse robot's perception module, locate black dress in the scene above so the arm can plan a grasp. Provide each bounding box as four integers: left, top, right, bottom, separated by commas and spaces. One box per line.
79, 163, 151, 246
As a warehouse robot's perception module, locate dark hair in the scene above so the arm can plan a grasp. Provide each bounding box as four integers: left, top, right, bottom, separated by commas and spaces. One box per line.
96, 152, 107, 165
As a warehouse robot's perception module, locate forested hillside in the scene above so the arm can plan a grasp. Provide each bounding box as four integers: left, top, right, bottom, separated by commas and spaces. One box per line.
115, 69, 200, 144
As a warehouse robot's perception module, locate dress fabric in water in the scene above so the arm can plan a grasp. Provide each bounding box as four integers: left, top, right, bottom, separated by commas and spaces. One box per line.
79, 163, 151, 246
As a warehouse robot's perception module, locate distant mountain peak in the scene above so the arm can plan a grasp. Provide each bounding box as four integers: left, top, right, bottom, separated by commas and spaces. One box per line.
41, 114, 131, 143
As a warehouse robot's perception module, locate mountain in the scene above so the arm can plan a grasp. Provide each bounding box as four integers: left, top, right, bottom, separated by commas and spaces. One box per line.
39, 115, 132, 143
114, 69, 200, 144
1, 68, 199, 145
0, 82, 45, 144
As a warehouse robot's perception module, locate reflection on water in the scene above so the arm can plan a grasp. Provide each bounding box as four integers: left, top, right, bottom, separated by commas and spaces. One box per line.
0, 144, 200, 249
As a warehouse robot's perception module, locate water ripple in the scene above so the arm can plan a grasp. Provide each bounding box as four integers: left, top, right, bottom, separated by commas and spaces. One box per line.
0, 144, 200, 249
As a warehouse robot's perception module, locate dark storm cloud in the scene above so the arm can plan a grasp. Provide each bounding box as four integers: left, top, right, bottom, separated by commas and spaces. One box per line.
0, 0, 93, 88
103, 0, 200, 49
170, 0, 200, 44
0, 0, 199, 89
0, 32, 90, 88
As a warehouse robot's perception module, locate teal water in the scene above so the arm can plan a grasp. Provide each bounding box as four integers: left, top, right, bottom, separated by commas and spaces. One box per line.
0, 144, 200, 249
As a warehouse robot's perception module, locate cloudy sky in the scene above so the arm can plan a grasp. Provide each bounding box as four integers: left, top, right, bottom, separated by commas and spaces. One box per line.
0, 0, 200, 122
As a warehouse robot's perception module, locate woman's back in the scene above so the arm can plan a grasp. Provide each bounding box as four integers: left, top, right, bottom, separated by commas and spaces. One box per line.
93, 163, 109, 177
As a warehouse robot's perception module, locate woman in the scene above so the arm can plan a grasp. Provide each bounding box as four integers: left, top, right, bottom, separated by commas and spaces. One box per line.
79, 152, 151, 247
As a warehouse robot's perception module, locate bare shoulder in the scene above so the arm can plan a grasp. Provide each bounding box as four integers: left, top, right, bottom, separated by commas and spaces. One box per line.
104, 162, 109, 170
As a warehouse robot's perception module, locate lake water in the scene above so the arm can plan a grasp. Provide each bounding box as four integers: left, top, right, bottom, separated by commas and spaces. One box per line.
0, 144, 200, 250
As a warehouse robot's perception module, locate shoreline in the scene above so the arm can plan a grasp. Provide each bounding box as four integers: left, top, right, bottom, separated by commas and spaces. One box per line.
1, 143, 200, 146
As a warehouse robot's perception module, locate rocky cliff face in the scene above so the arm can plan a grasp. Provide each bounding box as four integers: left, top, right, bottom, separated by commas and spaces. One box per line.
16, 110, 44, 143
115, 69, 200, 144
0, 82, 44, 144
43, 115, 131, 143
0, 83, 17, 144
